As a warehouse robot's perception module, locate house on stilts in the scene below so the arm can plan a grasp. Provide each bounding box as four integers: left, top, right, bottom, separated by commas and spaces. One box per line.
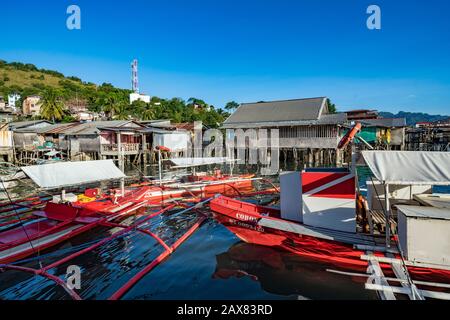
221, 97, 347, 167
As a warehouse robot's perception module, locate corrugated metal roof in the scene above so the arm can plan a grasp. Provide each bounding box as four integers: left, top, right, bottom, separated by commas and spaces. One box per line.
224, 97, 327, 126
9, 120, 52, 130
35, 123, 81, 134
172, 123, 195, 131
63, 121, 132, 135
360, 118, 407, 128
222, 112, 346, 129
14, 120, 141, 135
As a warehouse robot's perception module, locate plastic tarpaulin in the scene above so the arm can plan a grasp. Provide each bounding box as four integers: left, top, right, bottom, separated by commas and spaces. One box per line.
362, 151, 450, 185
153, 132, 189, 151
21, 160, 125, 189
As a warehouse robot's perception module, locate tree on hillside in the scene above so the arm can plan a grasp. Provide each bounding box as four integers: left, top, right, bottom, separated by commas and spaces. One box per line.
130, 100, 147, 117
141, 106, 156, 121
40, 89, 66, 122
113, 102, 130, 120
225, 101, 239, 111
326, 98, 337, 114
217, 108, 230, 118
103, 94, 122, 120
187, 97, 207, 109
86, 95, 102, 113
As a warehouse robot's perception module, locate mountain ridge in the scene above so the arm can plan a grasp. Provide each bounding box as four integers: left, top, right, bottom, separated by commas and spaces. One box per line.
378, 111, 449, 126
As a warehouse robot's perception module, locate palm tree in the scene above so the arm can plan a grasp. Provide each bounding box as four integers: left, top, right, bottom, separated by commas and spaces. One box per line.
225, 101, 239, 111
40, 89, 65, 122
187, 97, 207, 109
113, 103, 130, 120
103, 94, 121, 120
141, 106, 156, 120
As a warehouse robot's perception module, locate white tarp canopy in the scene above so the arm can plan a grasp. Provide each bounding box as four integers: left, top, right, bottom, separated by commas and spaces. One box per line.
21, 160, 126, 189
153, 132, 190, 151
362, 151, 450, 185
168, 157, 236, 168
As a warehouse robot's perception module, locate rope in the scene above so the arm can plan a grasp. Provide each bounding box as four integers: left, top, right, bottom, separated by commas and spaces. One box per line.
0, 179, 42, 268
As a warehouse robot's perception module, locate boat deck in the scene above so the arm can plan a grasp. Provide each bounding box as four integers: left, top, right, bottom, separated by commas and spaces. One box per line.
368, 209, 397, 234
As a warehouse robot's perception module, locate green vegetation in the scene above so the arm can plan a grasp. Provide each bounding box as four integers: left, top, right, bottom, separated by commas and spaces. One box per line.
0, 59, 231, 127
326, 98, 337, 113
40, 88, 65, 122
225, 101, 239, 111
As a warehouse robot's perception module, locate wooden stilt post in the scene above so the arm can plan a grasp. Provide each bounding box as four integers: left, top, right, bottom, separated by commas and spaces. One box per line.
117, 132, 124, 172
142, 134, 147, 164
384, 183, 391, 248
158, 149, 162, 186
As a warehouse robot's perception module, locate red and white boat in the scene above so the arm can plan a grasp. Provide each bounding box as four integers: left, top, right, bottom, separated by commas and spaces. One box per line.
211, 150, 450, 300
0, 159, 256, 264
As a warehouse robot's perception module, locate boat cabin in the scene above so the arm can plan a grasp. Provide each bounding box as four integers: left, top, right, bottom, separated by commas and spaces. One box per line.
280, 167, 356, 233
362, 151, 450, 268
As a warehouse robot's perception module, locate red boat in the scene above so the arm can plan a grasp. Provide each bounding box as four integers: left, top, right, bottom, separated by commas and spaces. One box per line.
211, 150, 450, 299
0, 160, 256, 264
0, 187, 150, 264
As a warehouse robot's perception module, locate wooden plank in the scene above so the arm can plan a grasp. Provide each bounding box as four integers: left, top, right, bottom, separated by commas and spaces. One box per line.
387, 252, 424, 300
366, 252, 397, 300
414, 194, 450, 209
259, 218, 378, 246
327, 269, 450, 289
361, 254, 450, 272
354, 244, 399, 254
365, 283, 450, 300
369, 209, 397, 234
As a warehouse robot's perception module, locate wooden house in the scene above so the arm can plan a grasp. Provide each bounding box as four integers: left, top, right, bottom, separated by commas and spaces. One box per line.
222, 97, 347, 166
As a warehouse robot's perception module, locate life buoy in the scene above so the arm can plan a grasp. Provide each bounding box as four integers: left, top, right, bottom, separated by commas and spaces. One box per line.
338, 122, 361, 149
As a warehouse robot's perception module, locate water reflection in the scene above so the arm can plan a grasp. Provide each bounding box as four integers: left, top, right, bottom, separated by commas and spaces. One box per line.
213, 242, 378, 300
0, 162, 388, 300
0, 207, 201, 300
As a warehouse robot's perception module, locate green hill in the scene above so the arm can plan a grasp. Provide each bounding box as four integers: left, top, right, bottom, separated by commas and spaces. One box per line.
0, 59, 130, 109
0, 59, 228, 126
0, 61, 80, 89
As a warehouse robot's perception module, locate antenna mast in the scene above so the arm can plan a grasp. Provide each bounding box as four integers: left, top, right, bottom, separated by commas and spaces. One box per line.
131, 59, 139, 94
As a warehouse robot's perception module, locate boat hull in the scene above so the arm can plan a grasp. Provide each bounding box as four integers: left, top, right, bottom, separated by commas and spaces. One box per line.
211, 196, 450, 285
0, 176, 255, 264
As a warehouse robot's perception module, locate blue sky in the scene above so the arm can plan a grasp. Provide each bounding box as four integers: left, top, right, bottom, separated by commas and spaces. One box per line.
2, 0, 450, 114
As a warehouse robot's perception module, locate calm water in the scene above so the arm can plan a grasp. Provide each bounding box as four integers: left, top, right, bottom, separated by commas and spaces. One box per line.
0, 162, 448, 300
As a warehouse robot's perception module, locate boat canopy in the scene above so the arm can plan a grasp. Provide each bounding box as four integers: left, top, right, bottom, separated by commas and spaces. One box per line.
167, 157, 236, 168
21, 160, 126, 190
362, 151, 450, 185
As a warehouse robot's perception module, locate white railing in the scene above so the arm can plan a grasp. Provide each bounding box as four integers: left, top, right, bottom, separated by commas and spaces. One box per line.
101, 143, 140, 153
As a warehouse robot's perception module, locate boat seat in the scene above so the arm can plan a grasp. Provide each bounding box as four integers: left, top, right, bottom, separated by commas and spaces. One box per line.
44, 202, 80, 221
0, 220, 58, 244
